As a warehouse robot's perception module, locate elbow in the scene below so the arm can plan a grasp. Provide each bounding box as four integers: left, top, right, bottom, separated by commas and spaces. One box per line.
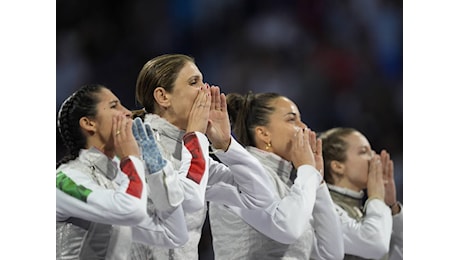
328, 246, 345, 260
370, 230, 390, 258
370, 240, 389, 259
277, 234, 299, 245
122, 207, 146, 225
239, 190, 276, 210
366, 247, 388, 259
165, 232, 190, 248
272, 226, 303, 245
285, 228, 303, 244
182, 196, 205, 212
361, 235, 389, 259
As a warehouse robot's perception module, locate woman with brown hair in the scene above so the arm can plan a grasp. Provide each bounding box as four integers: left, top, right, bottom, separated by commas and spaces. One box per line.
130, 54, 275, 260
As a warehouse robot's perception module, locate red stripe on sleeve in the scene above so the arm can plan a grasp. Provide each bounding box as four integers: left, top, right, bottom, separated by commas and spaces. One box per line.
120, 158, 143, 198
183, 132, 206, 184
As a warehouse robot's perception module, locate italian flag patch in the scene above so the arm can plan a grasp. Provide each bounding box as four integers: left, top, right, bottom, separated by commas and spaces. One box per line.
56, 171, 92, 202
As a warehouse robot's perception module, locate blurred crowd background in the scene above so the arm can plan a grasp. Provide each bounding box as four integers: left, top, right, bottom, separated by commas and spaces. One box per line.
56, 0, 402, 259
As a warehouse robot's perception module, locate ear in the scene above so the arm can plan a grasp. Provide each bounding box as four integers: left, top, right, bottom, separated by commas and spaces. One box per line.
153, 87, 171, 109
330, 160, 345, 176
79, 117, 96, 134
254, 126, 271, 145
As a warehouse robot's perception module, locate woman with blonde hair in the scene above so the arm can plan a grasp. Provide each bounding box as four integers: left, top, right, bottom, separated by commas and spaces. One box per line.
320, 127, 403, 260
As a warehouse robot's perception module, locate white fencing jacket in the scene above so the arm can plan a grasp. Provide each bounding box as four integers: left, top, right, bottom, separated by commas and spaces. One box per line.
209, 147, 344, 260
327, 184, 403, 260
129, 114, 275, 260
56, 147, 188, 260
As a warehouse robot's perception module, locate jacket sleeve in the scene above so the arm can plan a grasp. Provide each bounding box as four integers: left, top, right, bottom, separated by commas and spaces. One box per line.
204, 136, 275, 209
175, 132, 210, 212
143, 160, 184, 212
309, 183, 344, 260
130, 133, 210, 247
56, 156, 147, 226
338, 198, 393, 259
225, 164, 322, 244
131, 205, 189, 248
389, 204, 403, 260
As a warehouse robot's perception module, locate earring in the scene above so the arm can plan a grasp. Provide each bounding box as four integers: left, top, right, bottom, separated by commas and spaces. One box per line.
265, 142, 272, 150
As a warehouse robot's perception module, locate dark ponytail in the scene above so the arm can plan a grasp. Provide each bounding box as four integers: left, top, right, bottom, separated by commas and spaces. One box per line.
226, 92, 281, 147
56, 84, 105, 168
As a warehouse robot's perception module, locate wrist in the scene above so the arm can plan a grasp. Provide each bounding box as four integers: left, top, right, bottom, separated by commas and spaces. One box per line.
367, 195, 384, 202
211, 138, 231, 152
389, 201, 401, 215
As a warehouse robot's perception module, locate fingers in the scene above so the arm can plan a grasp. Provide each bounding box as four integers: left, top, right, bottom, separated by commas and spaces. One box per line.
192, 85, 211, 110
132, 117, 141, 139
187, 85, 211, 133
388, 159, 394, 179
309, 130, 317, 153
380, 149, 394, 181
210, 85, 221, 111
385, 153, 394, 181
293, 127, 306, 148
145, 123, 156, 140
315, 138, 322, 156
367, 155, 385, 199
209, 85, 227, 112
113, 114, 128, 139
380, 150, 388, 175
369, 155, 383, 179
219, 93, 227, 113
125, 117, 133, 135
133, 117, 149, 140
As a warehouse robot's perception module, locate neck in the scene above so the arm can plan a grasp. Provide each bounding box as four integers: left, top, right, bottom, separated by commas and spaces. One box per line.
161, 113, 186, 131
333, 179, 363, 193
86, 143, 115, 159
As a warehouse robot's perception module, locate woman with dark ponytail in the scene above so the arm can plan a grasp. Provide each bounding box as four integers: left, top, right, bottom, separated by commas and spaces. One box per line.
56, 84, 188, 259
208, 92, 344, 259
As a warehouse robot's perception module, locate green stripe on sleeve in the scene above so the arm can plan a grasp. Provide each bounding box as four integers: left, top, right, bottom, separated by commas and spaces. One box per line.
56, 171, 92, 202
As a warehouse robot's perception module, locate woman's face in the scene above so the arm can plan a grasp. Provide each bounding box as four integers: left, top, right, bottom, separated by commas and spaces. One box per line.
167, 61, 205, 129
341, 131, 374, 191
91, 88, 132, 150
264, 97, 307, 161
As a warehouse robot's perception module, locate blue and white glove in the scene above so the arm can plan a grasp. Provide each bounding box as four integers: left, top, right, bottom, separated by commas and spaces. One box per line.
132, 117, 167, 174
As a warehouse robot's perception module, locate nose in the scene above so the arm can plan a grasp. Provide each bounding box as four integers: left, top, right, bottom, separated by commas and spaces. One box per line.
123, 107, 132, 118
298, 121, 307, 129
370, 150, 376, 158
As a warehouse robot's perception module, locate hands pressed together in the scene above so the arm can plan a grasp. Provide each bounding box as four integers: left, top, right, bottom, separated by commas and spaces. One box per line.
187, 83, 231, 151
112, 114, 141, 160
367, 149, 399, 213
290, 128, 324, 178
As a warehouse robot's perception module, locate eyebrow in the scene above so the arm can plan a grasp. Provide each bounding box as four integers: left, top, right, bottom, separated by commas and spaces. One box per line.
283, 112, 298, 117
188, 75, 202, 81
109, 100, 119, 106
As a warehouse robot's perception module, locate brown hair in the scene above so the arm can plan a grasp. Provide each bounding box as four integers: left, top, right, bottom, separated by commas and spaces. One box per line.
319, 127, 358, 184
226, 92, 282, 147
135, 54, 195, 116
